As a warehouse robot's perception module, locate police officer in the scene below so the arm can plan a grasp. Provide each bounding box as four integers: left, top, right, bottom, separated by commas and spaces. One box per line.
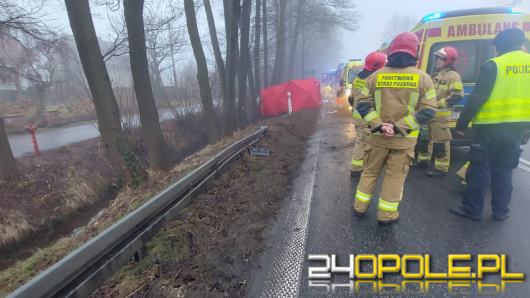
348, 51, 387, 176
450, 28, 530, 221
354, 32, 437, 224
414, 47, 464, 177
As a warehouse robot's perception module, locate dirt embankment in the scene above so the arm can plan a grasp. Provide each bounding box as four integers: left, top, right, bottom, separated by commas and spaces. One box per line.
0, 114, 208, 269
0, 109, 318, 296
91, 109, 319, 298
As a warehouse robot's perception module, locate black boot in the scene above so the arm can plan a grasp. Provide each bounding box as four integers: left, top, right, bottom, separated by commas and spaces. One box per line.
492, 213, 510, 221
410, 161, 428, 169
350, 170, 362, 177
449, 206, 482, 221
427, 169, 447, 177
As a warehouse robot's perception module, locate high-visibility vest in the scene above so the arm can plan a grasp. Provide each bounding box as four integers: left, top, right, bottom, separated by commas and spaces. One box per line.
473, 50, 530, 125
352, 76, 368, 120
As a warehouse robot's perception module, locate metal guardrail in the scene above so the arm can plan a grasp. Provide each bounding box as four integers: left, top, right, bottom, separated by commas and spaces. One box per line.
9, 126, 268, 298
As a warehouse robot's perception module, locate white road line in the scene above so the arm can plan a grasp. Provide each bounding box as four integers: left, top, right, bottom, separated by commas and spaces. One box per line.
518, 163, 530, 173
519, 158, 530, 167
259, 132, 321, 298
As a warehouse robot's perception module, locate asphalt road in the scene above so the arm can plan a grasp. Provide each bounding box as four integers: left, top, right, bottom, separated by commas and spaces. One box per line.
257, 105, 530, 298
7, 109, 186, 157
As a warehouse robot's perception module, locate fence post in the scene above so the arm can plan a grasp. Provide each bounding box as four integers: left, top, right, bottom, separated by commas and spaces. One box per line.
287, 91, 292, 116
26, 124, 40, 156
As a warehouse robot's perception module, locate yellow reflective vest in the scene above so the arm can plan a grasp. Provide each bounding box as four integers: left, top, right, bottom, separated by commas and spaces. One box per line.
352, 76, 368, 122
474, 50, 530, 125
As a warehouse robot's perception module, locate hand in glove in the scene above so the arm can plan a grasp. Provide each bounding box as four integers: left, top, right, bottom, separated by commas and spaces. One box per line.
446, 95, 463, 107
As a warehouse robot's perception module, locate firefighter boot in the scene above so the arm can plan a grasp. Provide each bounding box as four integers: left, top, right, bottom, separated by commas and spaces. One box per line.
353, 199, 369, 217
428, 141, 450, 177
377, 210, 399, 225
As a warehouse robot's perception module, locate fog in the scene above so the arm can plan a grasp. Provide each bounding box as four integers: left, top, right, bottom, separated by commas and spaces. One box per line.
40, 1, 530, 73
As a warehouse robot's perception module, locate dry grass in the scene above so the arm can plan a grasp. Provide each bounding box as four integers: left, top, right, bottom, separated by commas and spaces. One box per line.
0, 121, 271, 296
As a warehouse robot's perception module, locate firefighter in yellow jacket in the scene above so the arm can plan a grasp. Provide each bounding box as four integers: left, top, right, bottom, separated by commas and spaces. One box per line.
353, 32, 437, 224
348, 51, 387, 176
414, 47, 464, 176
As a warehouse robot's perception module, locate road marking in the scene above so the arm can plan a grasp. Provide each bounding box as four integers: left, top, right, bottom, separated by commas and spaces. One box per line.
518, 158, 530, 173
259, 132, 321, 298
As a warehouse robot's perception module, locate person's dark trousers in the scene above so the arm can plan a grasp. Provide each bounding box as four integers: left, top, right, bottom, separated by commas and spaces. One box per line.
463, 126, 522, 217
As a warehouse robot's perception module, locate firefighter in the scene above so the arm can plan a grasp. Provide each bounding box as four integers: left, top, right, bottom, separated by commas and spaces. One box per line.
353, 32, 437, 224
450, 28, 530, 221
348, 51, 387, 176
414, 47, 464, 177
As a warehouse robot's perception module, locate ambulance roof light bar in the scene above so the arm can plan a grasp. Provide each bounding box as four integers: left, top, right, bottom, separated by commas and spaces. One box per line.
422, 12, 443, 22
511, 7, 527, 14
420, 7, 524, 24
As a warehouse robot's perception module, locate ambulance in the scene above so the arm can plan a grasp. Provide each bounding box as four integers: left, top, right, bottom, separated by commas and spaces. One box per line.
337, 59, 364, 108
409, 7, 530, 144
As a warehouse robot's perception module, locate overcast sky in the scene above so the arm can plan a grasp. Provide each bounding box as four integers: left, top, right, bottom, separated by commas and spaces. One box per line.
42, 0, 530, 73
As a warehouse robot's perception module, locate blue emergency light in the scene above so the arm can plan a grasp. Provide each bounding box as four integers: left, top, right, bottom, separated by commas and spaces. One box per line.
422, 12, 442, 22
510, 7, 526, 14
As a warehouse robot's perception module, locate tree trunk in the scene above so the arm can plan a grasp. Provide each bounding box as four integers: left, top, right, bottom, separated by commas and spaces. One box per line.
287, 0, 303, 79
124, 0, 171, 171
35, 84, 46, 126
184, 0, 219, 144
0, 116, 18, 180
168, 23, 179, 88
203, 0, 227, 121
262, 0, 269, 87
223, 0, 240, 133
65, 0, 144, 185
247, 63, 257, 121
254, 0, 262, 94
271, 0, 287, 85
237, 0, 252, 128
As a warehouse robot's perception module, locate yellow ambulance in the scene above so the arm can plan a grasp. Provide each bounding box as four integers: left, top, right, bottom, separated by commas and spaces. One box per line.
411, 7, 530, 144
336, 59, 364, 108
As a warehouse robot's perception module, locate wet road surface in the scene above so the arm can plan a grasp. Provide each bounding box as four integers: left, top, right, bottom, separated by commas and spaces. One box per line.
257, 105, 530, 297
7, 109, 185, 157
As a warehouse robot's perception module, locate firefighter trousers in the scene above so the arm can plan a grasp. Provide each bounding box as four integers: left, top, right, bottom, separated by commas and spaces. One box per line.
354, 143, 414, 220
417, 121, 451, 172
351, 125, 370, 172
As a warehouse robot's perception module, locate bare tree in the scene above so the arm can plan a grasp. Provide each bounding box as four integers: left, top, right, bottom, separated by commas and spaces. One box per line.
262, 0, 268, 87
123, 0, 172, 171
270, 0, 286, 85
223, 0, 240, 133
237, 0, 252, 127
0, 0, 63, 179
0, 116, 18, 179
184, 0, 218, 143
287, 0, 303, 79
203, 0, 227, 115
253, 0, 262, 94
381, 13, 418, 42
65, 0, 145, 185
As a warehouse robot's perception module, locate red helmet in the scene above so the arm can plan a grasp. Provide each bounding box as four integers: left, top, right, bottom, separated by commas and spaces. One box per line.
364, 51, 387, 71
434, 46, 458, 65
388, 32, 420, 58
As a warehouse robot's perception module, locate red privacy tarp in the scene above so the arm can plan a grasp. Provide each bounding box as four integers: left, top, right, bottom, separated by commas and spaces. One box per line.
260, 78, 321, 116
